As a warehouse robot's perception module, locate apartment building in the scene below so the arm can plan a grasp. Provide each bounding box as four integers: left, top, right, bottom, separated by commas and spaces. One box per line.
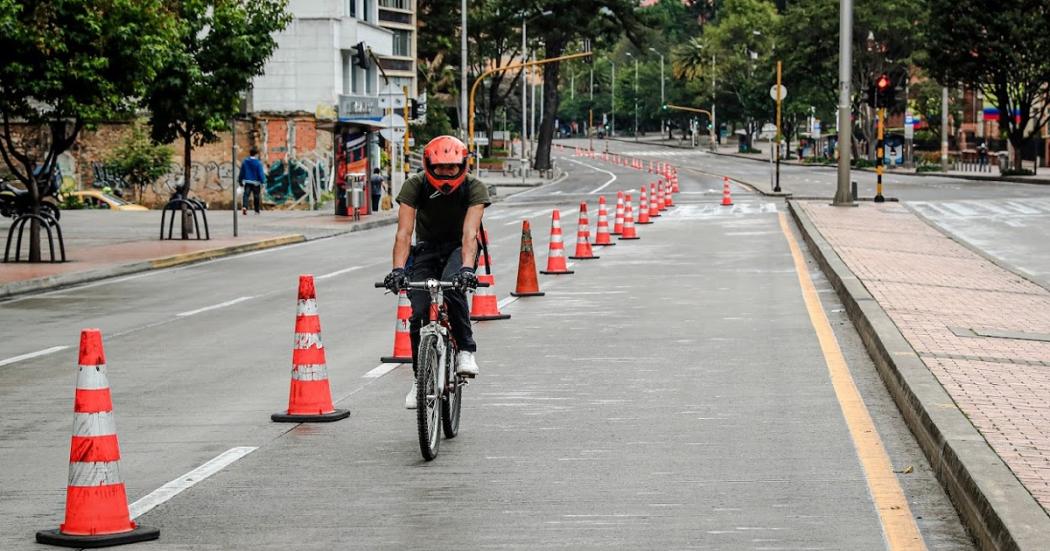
376, 0, 417, 101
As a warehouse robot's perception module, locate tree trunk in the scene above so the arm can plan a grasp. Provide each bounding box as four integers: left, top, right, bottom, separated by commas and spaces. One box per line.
534, 40, 565, 171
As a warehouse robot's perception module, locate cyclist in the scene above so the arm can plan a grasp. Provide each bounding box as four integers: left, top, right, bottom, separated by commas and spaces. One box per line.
384, 135, 490, 409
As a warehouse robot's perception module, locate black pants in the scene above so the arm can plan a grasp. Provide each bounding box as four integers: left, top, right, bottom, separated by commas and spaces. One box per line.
371, 193, 381, 212
242, 184, 261, 213
408, 242, 475, 373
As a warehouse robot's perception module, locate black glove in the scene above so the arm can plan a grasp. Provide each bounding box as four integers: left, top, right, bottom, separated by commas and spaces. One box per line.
384, 267, 408, 292
453, 266, 478, 290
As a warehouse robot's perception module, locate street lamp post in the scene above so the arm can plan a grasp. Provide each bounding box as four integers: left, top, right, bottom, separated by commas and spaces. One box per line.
460, 0, 467, 141
625, 52, 638, 141
611, 60, 616, 138
521, 16, 528, 168
648, 48, 665, 139
833, 0, 854, 205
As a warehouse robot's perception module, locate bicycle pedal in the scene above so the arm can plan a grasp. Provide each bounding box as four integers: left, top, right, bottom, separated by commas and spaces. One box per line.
457, 373, 476, 379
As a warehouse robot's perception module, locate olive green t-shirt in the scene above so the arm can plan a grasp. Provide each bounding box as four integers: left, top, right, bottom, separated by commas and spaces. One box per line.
396, 172, 490, 243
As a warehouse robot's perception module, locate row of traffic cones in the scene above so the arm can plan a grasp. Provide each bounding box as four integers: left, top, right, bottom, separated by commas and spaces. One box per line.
39, 274, 354, 547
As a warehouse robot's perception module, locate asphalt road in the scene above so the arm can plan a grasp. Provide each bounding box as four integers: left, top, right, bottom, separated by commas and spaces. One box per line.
0, 153, 974, 549
570, 137, 1050, 289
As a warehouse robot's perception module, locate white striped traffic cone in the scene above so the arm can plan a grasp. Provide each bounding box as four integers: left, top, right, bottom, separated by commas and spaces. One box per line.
540, 209, 574, 274
36, 329, 160, 548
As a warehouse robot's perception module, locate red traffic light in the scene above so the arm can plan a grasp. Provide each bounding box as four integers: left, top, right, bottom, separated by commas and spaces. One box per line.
876, 74, 890, 91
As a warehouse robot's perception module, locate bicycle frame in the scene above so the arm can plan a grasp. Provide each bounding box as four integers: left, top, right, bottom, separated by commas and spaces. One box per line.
418, 280, 455, 395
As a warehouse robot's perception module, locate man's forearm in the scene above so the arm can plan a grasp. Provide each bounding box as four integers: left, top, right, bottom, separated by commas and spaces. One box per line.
393, 235, 411, 269
461, 233, 478, 269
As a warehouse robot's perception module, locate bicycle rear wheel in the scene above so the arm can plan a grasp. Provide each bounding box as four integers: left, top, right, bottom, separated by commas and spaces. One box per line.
441, 348, 462, 438
416, 335, 441, 460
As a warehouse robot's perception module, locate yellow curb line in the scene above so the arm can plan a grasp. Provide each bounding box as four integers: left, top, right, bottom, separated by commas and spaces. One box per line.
778, 212, 927, 551
148, 234, 306, 270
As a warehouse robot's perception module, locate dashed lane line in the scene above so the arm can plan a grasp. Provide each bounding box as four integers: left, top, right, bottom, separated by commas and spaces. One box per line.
176, 296, 256, 317
129, 446, 258, 520
0, 345, 69, 368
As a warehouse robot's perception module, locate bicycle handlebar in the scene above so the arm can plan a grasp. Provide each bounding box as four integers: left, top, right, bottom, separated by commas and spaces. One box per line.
374, 280, 490, 290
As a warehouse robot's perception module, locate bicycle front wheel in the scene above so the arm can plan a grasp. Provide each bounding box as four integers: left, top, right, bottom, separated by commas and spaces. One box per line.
416, 335, 441, 460
441, 348, 462, 438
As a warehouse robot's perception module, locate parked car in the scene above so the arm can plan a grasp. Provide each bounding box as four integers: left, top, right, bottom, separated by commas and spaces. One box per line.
68, 190, 148, 211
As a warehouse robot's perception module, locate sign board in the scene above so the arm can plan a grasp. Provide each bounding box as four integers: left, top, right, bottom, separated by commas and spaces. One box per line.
769, 85, 788, 101
812, 120, 821, 140
379, 113, 406, 141
378, 83, 407, 109
338, 94, 380, 119
905, 114, 915, 139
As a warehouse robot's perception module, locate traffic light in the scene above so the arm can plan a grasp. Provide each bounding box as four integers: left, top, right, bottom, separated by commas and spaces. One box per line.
874, 73, 896, 107
353, 42, 369, 70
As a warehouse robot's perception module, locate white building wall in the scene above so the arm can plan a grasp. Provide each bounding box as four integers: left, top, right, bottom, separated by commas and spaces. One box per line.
251, 0, 393, 114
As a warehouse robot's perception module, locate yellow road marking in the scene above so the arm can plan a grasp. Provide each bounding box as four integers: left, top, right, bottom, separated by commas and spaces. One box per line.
778, 212, 927, 551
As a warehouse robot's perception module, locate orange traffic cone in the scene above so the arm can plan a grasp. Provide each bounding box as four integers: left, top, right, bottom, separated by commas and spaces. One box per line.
648, 183, 661, 218
661, 180, 673, 208
272, 275, 350, 423
656, 182, 667, 212
380, 290, 413, 364
540, 210, 574, 274
36, 329, 160, 548
721, 177, 734, 206
569, 202, 600, 260
671, 176, 680, 193
637, 187, 652, 224
511, 220, 544, 297
594, 196, 616, 247
664, 180, 675, 207
470, 273, 510, 320
613, 191, 625, 235
619, 195, 640, 240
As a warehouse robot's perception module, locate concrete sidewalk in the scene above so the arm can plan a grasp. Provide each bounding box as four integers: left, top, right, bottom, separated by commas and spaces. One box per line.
0, 208, 398, 299
790, 200, 1050, 550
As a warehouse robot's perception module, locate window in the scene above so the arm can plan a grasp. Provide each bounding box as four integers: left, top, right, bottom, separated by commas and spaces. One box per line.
363, 0, 374, 22
346, 0, 356, 17
392, 30, 411, 57
379, 0, 408, 10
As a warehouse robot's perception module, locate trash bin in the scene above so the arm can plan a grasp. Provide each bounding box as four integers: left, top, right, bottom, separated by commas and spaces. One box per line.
997, 151, 1009, 172
738, 137, 748, 153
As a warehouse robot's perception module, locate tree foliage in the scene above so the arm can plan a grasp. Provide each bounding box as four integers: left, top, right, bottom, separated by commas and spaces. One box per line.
923, 0, 1050, 169
106, 121, 173, 204
0, 0, 172, 260
143, 0, 290, 195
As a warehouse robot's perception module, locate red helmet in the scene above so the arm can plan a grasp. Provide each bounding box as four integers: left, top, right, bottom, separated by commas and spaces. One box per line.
423, 135, 468, 194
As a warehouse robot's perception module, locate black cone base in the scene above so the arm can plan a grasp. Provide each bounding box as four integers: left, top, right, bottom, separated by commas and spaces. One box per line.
380, 356, 413, 364
510, 291, 545, 297
471, 313, 511, 321
619, 236, 640, 240
37, 525, 160, 548
569, 255, 600, 260
540, 270, 575, 275
271, 408, 350, 423
637, 221, 654, 225
594, 242, 616, 246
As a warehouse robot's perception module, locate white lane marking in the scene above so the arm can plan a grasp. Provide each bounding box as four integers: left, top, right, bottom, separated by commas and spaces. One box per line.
316, 265, 365, 280
129, 446, 257, 519
0, 345, 69, 367
176, 296, 255, 317
562, 158, 618, 194
363, 363, 401, 378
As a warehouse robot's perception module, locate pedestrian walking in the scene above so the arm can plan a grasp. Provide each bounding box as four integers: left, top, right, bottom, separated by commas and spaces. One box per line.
238, 147, 265, 215
977, 142, 988, 168
370, 167, 385, 212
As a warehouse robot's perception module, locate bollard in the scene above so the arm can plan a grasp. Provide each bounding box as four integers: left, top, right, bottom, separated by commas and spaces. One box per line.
851, 180, 858, 201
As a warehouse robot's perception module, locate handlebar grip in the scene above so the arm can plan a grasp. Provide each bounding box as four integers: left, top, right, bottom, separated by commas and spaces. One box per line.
374, 282, 386, 288
475, 282, 490, 288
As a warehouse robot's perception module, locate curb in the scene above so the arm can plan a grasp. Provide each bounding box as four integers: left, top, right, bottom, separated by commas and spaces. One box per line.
710, 149, 1050, 186
0, 215, 401, 300
788, 200, 1050, 551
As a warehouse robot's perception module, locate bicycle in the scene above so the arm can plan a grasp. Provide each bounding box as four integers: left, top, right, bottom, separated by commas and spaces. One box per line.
375, 277, 487, 460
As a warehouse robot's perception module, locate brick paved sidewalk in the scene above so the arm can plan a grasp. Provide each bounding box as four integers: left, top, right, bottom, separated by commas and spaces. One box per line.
799, 201, 1050, 511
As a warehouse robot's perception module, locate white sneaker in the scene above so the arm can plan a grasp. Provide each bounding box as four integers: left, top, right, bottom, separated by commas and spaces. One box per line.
405, 381, 417, 409
456, 351, 479, 378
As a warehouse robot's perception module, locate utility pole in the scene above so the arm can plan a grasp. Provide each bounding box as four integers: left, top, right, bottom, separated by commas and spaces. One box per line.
649, 48, 665, 139
611, 61, 616, 137
774, 60, 782, 192
833, 0, 855, 206
521, 17, 528, 168
460, 0, 467, 140
941, 86, 949, 171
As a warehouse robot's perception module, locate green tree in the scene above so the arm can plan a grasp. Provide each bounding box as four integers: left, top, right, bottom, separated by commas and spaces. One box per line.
107, 121, 174, 204
674, 0, 778, 149
0, 0, 172, 261
144, 0, 290, 237
923, 0, 1050, 170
